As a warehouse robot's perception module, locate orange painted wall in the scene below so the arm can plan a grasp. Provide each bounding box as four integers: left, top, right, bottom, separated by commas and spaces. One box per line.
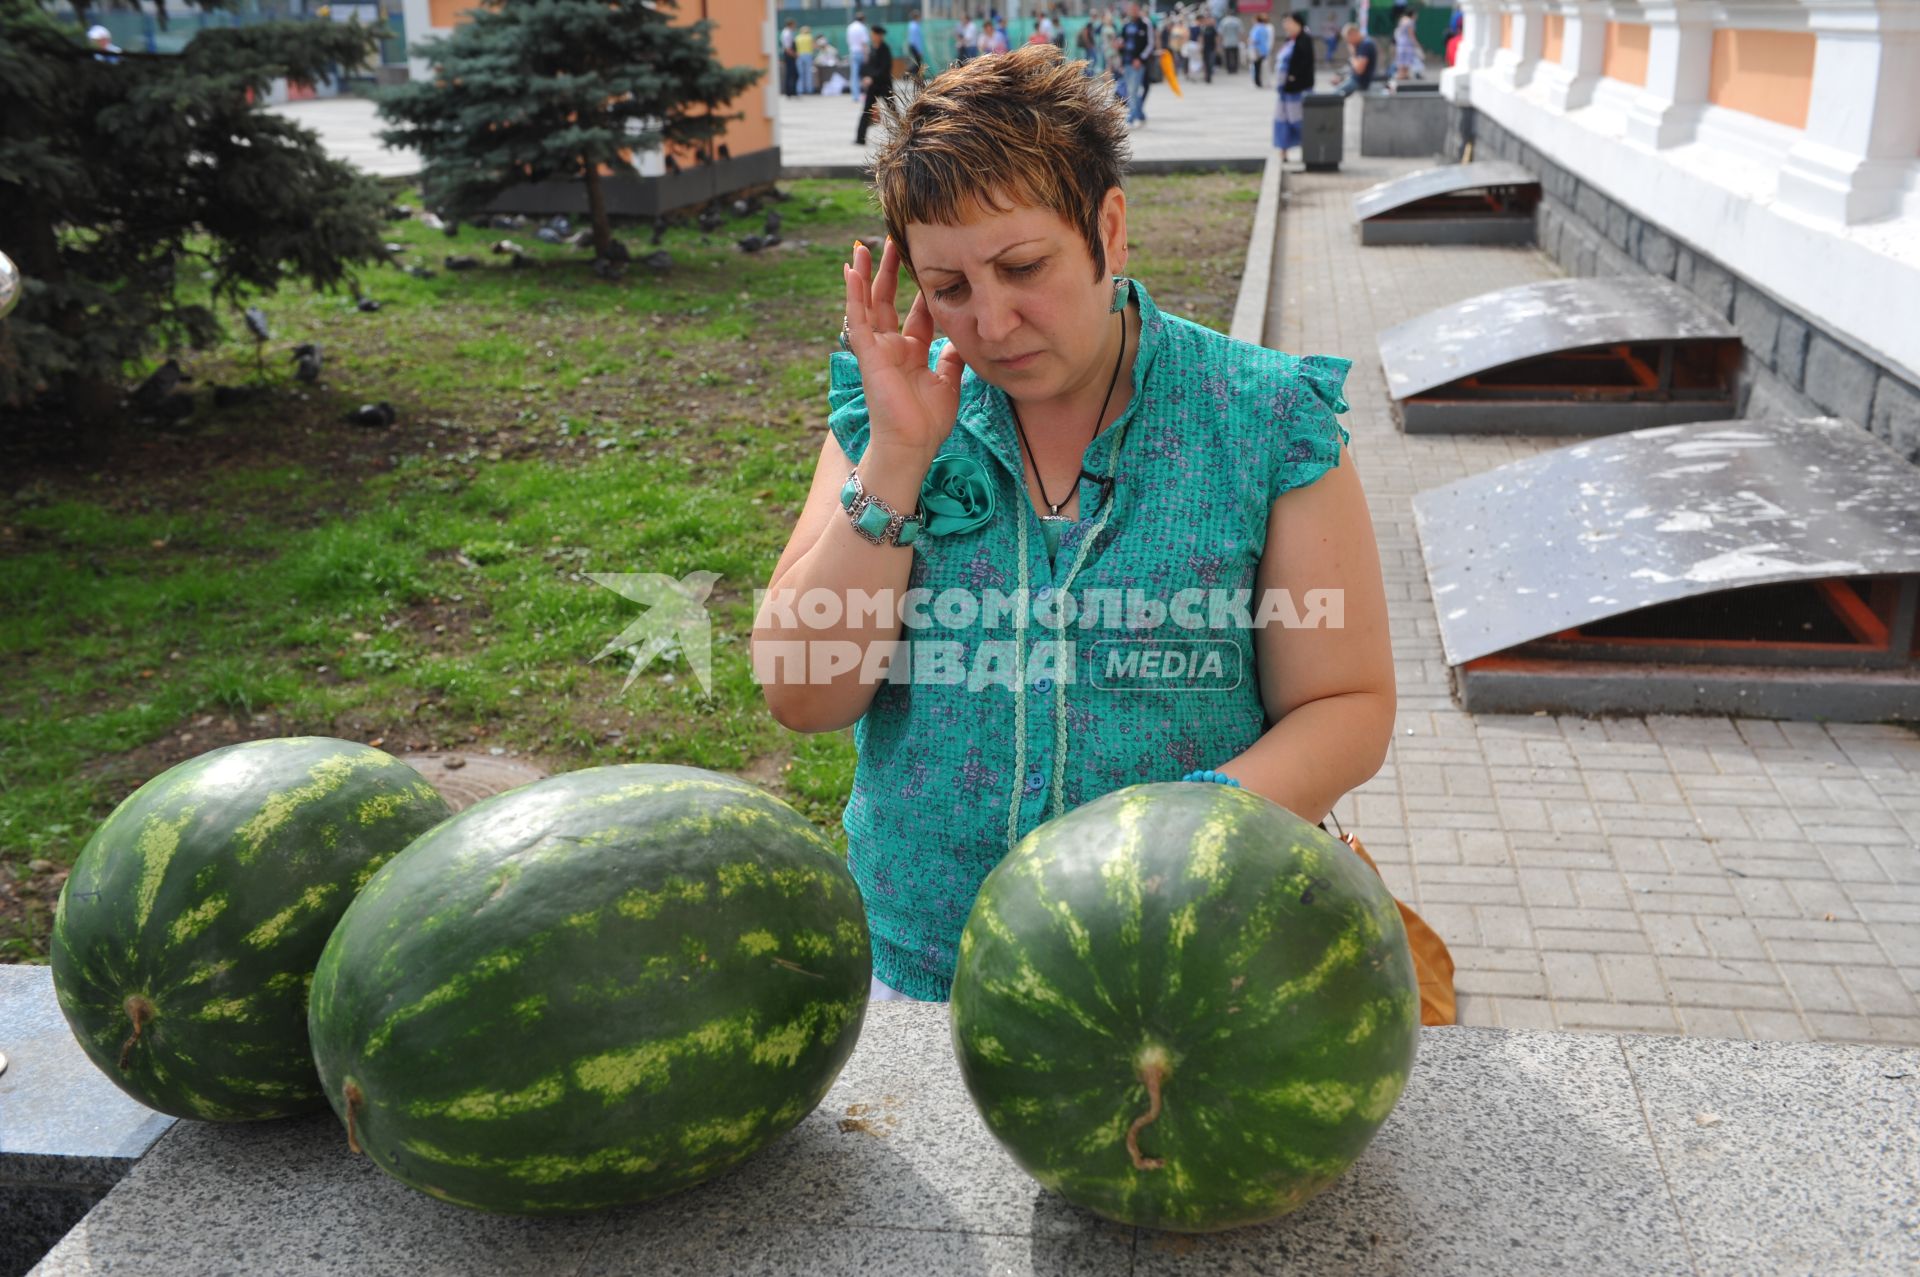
1708, 29, 1815, 129
428, 0, 469, 29
1602, 22, 1649, 87
1541, 14, 1564, 66
1500, 14, 1512, 51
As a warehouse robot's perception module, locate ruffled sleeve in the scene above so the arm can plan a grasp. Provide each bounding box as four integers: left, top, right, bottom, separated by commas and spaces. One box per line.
1267, 354, 1354, 504
826, 338, 953, 466
826, 351, 870, 464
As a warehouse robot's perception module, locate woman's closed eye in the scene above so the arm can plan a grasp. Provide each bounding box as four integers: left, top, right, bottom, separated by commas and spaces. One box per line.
931, 259, 1046, 302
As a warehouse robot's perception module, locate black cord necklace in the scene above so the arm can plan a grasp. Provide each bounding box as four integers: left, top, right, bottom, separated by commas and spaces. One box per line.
1010, 304, 1129, 525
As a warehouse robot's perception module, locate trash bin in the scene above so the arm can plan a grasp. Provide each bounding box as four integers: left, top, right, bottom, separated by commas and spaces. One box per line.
1302, 93, 1344, 172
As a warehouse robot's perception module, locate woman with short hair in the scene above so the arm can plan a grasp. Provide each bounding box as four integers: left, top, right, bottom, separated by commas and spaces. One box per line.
1274, 10, 1314, 163
753, 47, 1412, 1008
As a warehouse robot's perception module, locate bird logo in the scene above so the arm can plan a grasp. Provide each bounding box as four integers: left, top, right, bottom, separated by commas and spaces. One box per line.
588, 571, 721, 694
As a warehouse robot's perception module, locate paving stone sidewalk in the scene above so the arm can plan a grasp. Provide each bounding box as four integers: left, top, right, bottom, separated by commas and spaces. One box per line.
1276, 109, 1920, 1047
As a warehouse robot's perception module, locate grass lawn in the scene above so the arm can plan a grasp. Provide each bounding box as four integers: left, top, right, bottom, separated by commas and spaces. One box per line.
0, 171, 1259, 961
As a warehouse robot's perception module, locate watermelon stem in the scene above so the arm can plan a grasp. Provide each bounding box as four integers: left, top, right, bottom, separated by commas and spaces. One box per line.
344, 1081, 365, 1155
116, 995, 154, 1072
1127, 1047, 1171, 1172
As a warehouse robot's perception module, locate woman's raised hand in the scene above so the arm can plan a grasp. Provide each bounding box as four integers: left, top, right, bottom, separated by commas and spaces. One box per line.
842, 239, 967, 466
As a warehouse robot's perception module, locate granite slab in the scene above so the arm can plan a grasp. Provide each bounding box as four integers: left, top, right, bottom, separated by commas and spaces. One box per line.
1, 964, 177, 1277
29, 1004, 1920, 1276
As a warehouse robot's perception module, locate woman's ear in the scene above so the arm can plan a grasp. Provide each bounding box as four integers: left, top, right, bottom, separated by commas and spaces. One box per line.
1100, 185, 1128, 278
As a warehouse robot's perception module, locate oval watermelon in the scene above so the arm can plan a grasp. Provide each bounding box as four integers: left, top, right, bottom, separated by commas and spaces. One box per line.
307, 764, 870, 1215
950, 782, 1420, 1232
50, 737, 452, 1121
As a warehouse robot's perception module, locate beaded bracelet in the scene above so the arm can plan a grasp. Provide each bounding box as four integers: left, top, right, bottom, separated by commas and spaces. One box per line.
1180, 769, 1242, 788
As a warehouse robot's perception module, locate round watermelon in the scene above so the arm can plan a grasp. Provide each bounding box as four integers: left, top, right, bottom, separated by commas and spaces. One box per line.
307, 763, 870, 1215
50, 737, 452, 1121
950, 782, 1420, 1232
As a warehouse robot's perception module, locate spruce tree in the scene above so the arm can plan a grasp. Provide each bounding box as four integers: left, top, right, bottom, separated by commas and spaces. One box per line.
0, 0, 388, 436
376, 0, 763, 261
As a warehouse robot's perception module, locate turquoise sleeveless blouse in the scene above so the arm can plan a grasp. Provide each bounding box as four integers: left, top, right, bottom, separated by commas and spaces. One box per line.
824, 280, 1352, 999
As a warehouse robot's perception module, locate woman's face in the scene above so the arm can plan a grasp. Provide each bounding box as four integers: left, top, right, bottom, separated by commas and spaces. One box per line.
907, 188, 1127, 399
1284, 16, 1302, 37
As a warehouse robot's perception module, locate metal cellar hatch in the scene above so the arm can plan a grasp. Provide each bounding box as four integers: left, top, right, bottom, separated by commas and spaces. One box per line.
1411, 418, 1920, 722
1352, 161, 1542, 245
1379, 277, 1741, 436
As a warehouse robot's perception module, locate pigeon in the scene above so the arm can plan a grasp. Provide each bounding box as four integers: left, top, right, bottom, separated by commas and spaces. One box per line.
490, 239, 526, 256
291, 343, 322, 383
491, 214, 529, 230
384, 204, 411, 221
357, 297, 382, 313
406, 265, 438, 280
547, 215, 571, 234
642, 250, 672, 271
732, 198, 750, 218
419, 211, 447, 232
536, 227, 564, 244
243, 307, 270, 342
383, 241, 406, 256
764, 233, 782, 248
591, 257, 625, 282
445, 255, 480, 270
510, 253, 532, 269
664, 153, 681, 175
763, 208, 782, 236
345, 401, 396, 428
650, 216, 668, 246
600, 238, 631, 264
765, 186, 792, 203
736, 234, 765, 254
131, 358, 185, 408
697, 206, 723, 234
442, 219, 460, 239
718, 143, 731, 162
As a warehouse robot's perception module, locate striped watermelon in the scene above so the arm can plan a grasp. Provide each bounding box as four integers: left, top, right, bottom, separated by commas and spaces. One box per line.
307, 764, 870, 1215
950, 782, 1420, 1232
50, 738, 452, 1121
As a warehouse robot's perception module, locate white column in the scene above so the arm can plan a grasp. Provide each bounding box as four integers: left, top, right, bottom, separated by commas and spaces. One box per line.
1777, 0, 1920, 224
1540, 1, 1610, 111
1443, 0, 1502, 99
1505, 1, 1548, 90
1623, 0, 1715, 150
401, 0, 434, 82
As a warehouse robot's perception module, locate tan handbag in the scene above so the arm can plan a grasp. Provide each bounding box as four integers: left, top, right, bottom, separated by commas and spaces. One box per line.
1329, 815, 1458, 1027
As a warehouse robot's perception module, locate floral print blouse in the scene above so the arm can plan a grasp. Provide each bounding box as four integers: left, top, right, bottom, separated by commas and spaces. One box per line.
825, 278, 1353, 999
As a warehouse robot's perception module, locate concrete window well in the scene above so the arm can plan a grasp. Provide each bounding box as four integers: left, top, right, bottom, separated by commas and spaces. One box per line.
1412, 418, 1920, 721
1379, 278, 1742, 436
1352, 160, 1542, 245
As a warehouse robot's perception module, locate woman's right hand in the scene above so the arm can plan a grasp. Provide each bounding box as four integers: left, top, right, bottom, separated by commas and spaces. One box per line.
842, 239, 967, 467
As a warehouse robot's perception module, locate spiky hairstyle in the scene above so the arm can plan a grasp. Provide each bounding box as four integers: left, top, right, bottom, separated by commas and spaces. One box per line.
868, 45, 1131, 284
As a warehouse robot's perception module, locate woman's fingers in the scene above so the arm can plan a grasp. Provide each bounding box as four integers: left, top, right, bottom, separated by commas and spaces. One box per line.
842, 242, 870, 356
871, 237, 902, 322
903, 288, 933, 349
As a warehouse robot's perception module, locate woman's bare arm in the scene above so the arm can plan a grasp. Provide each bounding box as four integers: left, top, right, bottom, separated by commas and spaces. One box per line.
1219, 446, 1397, 824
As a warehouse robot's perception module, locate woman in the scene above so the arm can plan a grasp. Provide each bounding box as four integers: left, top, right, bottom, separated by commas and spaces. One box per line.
1394, 10, 1426, 81
1274, 11, 1313, 162
753, 47, 1412, 1009
796, 25, 816, 95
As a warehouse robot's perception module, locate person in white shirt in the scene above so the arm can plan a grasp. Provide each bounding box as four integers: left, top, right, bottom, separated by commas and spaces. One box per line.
846, 17, 871, 105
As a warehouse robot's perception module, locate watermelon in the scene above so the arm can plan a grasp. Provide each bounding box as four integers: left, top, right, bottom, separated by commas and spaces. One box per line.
950, 782, 1420, 1232
50, 737, 452, 1121
307, 763, 870, 1215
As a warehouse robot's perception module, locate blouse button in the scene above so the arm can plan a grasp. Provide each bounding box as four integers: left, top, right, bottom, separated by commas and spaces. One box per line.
1024, 768, 1045, 794
1035, 676, 1054, 693
1035, 585, 1052, 600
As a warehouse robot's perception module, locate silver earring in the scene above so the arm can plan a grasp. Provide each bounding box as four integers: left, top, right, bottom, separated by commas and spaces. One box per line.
1109, 275, 1127, 314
